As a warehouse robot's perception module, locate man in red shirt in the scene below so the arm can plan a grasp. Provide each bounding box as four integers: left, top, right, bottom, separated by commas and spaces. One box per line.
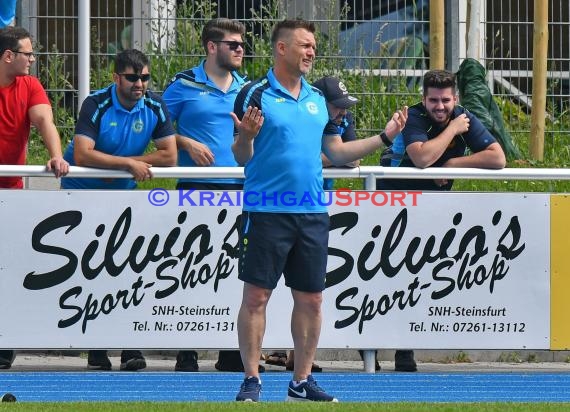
0, 26, 69, 368
0, 26, 68, 189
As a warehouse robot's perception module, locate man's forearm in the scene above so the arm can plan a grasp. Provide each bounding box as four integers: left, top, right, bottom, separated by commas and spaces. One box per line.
407, 128, 458, 168
232, 133, 254, 165
445, 144, 506, 169
40, 123, 64, 158
132, 149, 176, 167
325, 134, 382, 166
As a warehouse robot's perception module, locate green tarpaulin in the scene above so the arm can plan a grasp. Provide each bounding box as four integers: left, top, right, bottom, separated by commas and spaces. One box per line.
456, 58, 521, 160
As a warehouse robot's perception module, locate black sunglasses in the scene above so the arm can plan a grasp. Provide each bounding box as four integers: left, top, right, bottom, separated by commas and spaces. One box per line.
214, 40, 245, 51
118, 73, 151, 82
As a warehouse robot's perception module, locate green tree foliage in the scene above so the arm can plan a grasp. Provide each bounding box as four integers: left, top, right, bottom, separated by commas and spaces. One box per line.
29, 0, 570, 192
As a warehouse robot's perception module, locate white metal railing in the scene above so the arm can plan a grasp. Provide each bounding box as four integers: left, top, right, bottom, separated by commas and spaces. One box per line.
5, 165, 570, 192
5, 164, 568, 373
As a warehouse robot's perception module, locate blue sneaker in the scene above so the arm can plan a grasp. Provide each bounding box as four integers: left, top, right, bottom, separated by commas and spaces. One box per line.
236, 376, 261, 402
286, 374, 338, 402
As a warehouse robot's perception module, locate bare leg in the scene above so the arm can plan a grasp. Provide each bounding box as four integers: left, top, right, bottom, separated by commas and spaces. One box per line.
287, 350, 294, 365
237, 282, 272, 378
290, 289, 322, 381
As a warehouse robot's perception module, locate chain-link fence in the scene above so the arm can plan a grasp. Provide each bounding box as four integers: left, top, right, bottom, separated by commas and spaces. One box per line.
18, 0, 570, 157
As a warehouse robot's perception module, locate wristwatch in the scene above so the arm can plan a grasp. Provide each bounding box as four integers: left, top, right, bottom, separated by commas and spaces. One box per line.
380, 131, 391, 146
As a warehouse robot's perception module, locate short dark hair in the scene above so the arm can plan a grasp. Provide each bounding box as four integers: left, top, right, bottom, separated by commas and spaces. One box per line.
270, 18, 316, 48
201, 18, 246, 52
0, 26, 32, 55
114, 49, 149, 74
423, 70, 456, 96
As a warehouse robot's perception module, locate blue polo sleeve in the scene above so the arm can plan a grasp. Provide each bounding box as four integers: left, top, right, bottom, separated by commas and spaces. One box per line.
464, 109, 498, 152
74, 96, 99, 141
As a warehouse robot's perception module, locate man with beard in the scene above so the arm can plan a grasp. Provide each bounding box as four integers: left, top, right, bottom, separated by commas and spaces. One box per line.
162, 18, 264, 373
375, 69, 505, 372
61, 48, 177, 370
377, 69, 505, 192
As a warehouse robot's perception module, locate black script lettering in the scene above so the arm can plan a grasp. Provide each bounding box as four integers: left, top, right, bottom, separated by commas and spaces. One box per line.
154, 259, 179, 299
58, 276, 147, 332
356, 225, 382, 281
381, 210, 489, 278
334, 288, 360, 329
326, 212, 358, 288
154, 251, 234, 299
212, 253, 233, 291
358, 213, 460, 281
452, 225, 488, 265
403, 212, 464, 271
126, 234, 161, 272
431, 252, 511, 300
81, 223, 106, 280
378, 209, 446, 276
178, 224, 213, 263
431, 259, 455, 299
379, 209, 408, 277
133, 221, 212, 270
488, 253, 509, 292
79, 208, 213, 280
494, 212, 525, 259
403, 235, 438, 273
221, 210, 241, 259
456, 253, 490, 289
81, 208, 131, 278
23, 211, 82, 290
438, 212, 462, 258
335, 277, 425, 333
161, 211, 188, 257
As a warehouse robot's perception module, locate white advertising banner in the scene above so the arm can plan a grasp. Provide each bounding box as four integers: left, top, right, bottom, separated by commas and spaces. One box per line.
0, 190, 549, 349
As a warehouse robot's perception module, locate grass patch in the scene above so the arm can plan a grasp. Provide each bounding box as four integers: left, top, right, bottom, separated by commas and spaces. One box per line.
497, 352, 523, 363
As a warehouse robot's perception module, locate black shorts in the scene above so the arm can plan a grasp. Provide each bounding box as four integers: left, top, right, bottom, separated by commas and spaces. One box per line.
238, 212, 329, 292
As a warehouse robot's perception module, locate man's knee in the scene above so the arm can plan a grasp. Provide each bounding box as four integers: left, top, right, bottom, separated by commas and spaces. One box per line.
293, 290, 323, 311
242, 283, 272, 311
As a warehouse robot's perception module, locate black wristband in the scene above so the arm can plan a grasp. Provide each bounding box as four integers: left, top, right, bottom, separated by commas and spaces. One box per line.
380, 132, 391, 146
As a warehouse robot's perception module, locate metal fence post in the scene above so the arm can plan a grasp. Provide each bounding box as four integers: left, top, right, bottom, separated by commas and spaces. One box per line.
445, 0, 460, 72
78, 0, 90, 110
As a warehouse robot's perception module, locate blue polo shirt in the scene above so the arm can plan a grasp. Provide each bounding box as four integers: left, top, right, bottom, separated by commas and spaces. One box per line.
61, 84, 175, 190
162, 60, 247, 185
233, 68, 329, 213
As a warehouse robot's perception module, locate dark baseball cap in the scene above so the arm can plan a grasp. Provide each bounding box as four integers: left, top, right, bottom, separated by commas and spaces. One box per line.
312, 76, 359, 108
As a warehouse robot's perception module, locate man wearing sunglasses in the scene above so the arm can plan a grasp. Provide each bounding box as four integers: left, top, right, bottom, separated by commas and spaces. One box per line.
61, 49, 176, 371
162, 18, 262, 374
0, 25, 70, 370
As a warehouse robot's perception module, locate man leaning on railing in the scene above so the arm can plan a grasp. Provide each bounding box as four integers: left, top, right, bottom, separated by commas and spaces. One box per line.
0, 26, 70, 369
60, 48, 176, 371
374, 68, 506, 372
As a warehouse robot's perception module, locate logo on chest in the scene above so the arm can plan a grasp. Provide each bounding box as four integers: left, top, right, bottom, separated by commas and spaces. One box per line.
132, 120, 144, 133
306, 102, 319, 115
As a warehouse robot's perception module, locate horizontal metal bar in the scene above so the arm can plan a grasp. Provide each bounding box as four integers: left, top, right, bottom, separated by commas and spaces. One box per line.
3, 165, 570, 181
347, 68, 570, 80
